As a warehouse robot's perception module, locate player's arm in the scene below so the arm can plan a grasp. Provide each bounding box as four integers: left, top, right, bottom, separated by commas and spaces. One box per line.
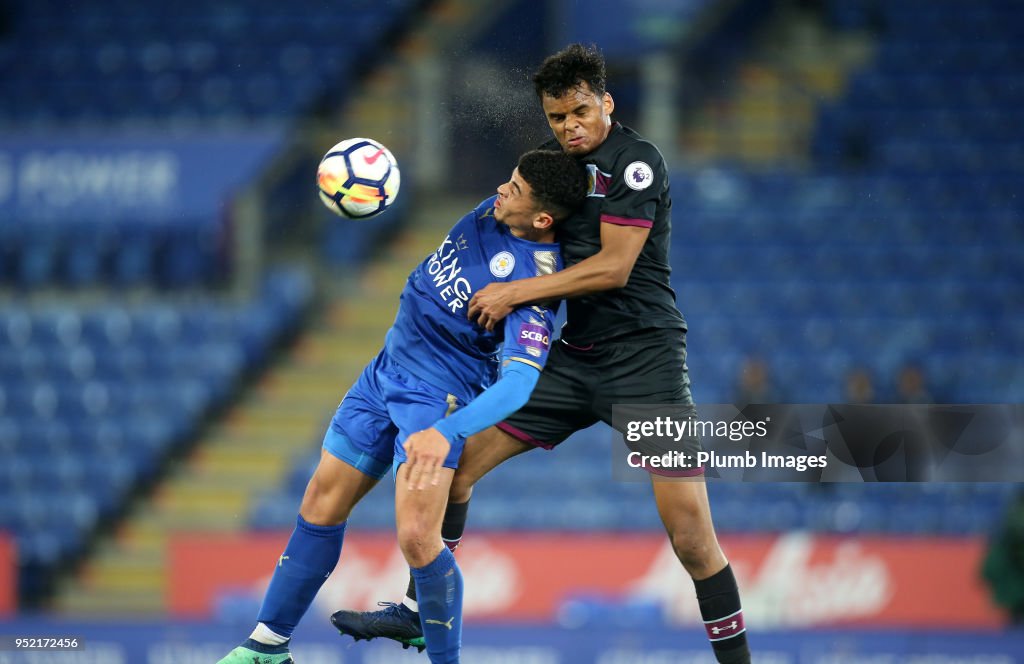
499, 221, 647, 299
403, 361, 540, 490
471, 142, 664, 330
435, 361, 540, 442
469, 221, 648, 330
404, 309, 552, 490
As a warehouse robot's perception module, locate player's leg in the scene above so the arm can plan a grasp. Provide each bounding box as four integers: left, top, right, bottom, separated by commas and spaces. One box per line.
400, 425, 532, 611
400, 492, 472, 600
650, 476, 748, 661
449, 423, 536, 500
332, 344, 595, 648
218, 448, 384, 664
599, 329, 750, 663
329, 359, 471, 651
218, 355, 395, 664
395, 464, 462, 663
441, 344, 598, 543
254, 447, 381, 634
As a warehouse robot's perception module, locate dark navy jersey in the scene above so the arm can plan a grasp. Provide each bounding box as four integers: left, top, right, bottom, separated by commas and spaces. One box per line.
385, 196, 561, 403
540, 123, 685, 344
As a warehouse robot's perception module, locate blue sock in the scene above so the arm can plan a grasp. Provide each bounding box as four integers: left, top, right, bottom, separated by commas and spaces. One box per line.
256, 515, 346, 639
411, 546, 463, 664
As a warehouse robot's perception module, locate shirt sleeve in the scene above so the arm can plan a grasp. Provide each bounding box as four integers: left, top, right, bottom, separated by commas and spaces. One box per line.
600, 141, 666, 230
432, 360, 540, 444
498, 302, 557, 372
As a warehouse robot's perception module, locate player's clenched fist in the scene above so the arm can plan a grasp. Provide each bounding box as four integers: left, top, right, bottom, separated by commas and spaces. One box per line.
403, 428, 451, 490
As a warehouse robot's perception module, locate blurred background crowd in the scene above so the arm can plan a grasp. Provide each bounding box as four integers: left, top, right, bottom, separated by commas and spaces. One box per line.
0, 0, 1021, 659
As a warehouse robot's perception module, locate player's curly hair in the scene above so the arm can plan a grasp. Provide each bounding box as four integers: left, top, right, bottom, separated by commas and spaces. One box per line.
516, 149, 589, 222
532, 43, 606, 100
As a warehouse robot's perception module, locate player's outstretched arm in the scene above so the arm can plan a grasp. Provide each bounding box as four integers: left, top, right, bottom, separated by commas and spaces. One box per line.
404, 361, 541, 490
469, 222, 649, 330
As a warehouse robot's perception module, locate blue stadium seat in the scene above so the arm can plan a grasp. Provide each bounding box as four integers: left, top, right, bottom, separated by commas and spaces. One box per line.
0, 266, 313, 596
0, 0, 415, 126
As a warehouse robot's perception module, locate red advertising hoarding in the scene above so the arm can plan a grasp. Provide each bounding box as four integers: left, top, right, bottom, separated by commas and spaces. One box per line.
0, 533, 16, 615
169, 532, 1003, 629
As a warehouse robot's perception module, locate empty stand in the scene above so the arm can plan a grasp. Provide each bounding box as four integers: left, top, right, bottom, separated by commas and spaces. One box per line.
0, 269, 312, 599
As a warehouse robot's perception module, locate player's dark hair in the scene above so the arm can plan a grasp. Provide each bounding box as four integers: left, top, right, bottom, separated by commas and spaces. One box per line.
532, 43, 607, 100
516, 149, 589, 222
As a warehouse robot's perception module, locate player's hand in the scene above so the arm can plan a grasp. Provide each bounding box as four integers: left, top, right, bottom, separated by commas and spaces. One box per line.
403, 428, 451, 490
468, 282, 517, 331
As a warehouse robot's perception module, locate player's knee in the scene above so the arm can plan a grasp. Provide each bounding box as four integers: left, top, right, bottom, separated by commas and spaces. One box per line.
449, 472, 475, 503
669, 529, 715, 574
396, 519, 439, 567
664, 519, 727, 579
299, 470, 347, 526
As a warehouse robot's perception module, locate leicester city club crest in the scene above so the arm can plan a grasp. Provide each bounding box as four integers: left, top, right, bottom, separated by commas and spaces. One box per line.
489, 251, 515, 277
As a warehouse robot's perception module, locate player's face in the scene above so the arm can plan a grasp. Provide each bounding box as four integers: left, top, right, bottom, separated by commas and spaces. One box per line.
494, 168, 551, 238
541, 82, 614, 156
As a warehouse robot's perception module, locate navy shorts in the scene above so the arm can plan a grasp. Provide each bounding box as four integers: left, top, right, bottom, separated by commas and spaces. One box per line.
499, 328, 698, 457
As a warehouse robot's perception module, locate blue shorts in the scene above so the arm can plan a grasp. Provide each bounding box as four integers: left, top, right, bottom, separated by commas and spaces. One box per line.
323, 348, 466, 479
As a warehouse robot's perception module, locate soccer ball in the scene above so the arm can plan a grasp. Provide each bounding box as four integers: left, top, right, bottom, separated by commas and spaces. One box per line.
316, 137, 401, 219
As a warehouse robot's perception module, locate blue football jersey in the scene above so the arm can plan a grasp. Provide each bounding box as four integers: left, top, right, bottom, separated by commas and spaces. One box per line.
385, 195, 561, 403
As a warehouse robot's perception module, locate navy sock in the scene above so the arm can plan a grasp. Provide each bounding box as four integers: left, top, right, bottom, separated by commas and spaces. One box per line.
694, 564, 750, 663
411, 546, 463, 664
256, 515, 346, 639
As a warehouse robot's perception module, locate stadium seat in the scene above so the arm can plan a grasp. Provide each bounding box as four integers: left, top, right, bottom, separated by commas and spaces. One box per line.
0, 267, 313, 598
